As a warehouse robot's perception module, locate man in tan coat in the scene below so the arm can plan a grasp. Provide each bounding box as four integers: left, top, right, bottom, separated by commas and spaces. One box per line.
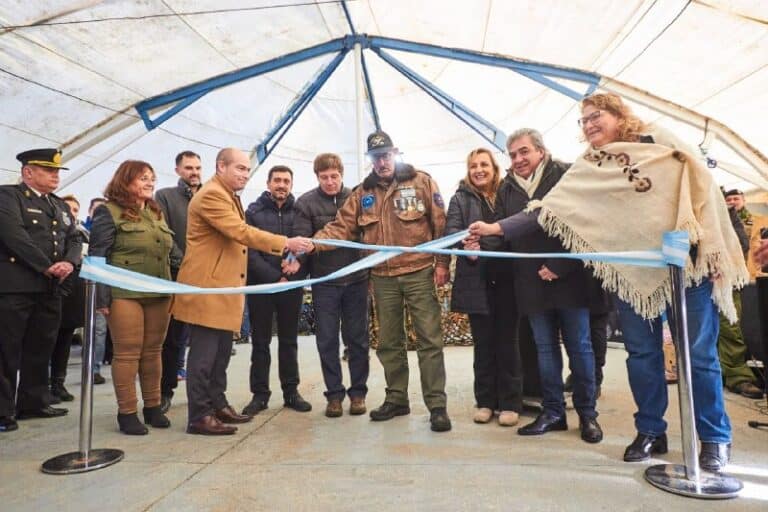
171, 148, 312, 435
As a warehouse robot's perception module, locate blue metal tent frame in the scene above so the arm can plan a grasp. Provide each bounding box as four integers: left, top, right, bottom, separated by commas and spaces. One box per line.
134, 33, 602, 163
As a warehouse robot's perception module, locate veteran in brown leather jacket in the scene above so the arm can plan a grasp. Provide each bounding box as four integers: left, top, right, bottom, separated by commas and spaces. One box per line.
314, 162, 449, 276
311, 131, 452, 433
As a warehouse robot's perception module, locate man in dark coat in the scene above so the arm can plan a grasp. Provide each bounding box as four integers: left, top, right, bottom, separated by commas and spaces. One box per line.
155, 150, 203, 412
242, 165, 312, 416
0, 148, 82, 432
294, 153, 369, 418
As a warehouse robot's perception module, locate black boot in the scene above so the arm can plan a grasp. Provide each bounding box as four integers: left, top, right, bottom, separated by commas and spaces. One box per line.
51, 378, 74, 402
623, 432, 668, 462
700, 442, 731, 472
118, 413, 149, 435
143, 406, 171, 428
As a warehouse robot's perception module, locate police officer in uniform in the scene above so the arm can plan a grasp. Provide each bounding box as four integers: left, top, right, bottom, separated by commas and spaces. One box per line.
312, 131, 452, 432
0, 149, 81, 433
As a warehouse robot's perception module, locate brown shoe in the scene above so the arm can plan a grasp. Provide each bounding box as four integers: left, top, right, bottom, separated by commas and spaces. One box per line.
187, 414, 237, 435
325, 399, 343, 418
349, 397, 366, 415
215, 405, 253, 424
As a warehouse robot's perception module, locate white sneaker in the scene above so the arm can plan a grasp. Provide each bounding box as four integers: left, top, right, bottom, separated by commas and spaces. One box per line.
473, 407, 493, 424
498, 410, 519, 427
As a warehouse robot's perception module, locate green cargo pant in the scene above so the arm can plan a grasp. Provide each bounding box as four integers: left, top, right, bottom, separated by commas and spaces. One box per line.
717, 290, 757, 389
371, 267, 447, 410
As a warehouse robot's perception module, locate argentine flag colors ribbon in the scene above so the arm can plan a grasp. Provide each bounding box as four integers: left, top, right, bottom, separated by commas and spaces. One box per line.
79, 230, 689, 295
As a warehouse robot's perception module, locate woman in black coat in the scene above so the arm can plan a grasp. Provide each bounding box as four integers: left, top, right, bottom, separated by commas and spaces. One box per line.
445, 148, 522, 426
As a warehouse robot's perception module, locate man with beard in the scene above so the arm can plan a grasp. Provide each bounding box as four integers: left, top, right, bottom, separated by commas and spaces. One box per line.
155, 151, 203, 412
241, 165, 312, 416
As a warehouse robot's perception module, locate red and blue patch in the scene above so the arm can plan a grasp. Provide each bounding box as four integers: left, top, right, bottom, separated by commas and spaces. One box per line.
433, 192, 444, 209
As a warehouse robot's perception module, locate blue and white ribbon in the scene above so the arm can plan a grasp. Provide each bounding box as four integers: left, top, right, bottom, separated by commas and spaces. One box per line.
79, 230, 689, 295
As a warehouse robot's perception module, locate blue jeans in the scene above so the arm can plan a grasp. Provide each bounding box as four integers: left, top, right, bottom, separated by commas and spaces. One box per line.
312, 280, 370, 401
616, 280, 731, 443
528, 308, 597, 419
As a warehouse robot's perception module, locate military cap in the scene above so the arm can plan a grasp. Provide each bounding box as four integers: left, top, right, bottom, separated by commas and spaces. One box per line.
723, 189, 743, 197
366, 131, 395, 156
16, 148, 69, 170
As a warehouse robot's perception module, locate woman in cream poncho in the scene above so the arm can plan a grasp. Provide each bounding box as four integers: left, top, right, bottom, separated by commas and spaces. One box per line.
468, 93, 748, 472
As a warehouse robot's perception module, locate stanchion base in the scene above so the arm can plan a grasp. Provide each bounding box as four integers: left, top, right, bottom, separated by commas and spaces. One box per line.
645, 464, 742, 499
41, 449, 124, 475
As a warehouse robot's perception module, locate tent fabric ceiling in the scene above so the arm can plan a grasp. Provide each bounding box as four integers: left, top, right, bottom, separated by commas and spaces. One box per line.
1, 0, 766, 207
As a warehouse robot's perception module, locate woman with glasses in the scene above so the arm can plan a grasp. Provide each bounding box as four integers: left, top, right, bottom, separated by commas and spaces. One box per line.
89, 161, 174, 435
469, 93, 747, 470
445, 148, 523, 426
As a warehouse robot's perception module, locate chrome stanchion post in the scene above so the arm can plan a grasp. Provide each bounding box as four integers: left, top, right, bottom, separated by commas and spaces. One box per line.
41, 280, 123, 474
644, 266, 742, 498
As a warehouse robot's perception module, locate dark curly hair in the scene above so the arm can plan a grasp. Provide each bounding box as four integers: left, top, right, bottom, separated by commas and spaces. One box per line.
103, 160, 162, 221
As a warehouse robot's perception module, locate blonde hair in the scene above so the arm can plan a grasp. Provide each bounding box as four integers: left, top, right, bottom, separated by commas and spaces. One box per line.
464, 148, 502, 204
581, 93, 647, 143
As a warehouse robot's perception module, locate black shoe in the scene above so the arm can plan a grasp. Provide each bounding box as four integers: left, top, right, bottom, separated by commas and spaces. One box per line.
700, 442, 731, 472
429, 407, 452, 432
143, 406, 171, 428
284, 393, 312, 412
93, 373, 106, 385
242, 397, 268, 416
579, 417, 603, 443
117, 412, 148, 435
369, 402, 410, 421
51, 381, 75, 402
16, 406, 68, 420
48, 392, 62, 405
517, 412, 567, 436
160, 395, 172, 414
623, 432, 668, 462
0, 416, 18, 432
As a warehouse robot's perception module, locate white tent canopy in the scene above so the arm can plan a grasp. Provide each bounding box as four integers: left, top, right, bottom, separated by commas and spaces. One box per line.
1, 0, 767, 208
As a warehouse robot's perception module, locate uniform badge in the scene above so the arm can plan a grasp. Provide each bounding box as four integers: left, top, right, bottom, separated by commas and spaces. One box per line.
416, 201, 425, 212
361, 194, 375, 209
26, 208, 43, 214
433, 192, 444, 209
61, 211, 71, 226
398, 186, 416, 198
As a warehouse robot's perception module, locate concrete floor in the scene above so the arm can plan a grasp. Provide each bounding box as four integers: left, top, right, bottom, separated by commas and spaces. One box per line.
1, 338, 767, 511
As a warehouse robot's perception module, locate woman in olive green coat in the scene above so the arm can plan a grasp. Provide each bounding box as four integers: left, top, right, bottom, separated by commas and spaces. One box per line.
89, 160, 174, 435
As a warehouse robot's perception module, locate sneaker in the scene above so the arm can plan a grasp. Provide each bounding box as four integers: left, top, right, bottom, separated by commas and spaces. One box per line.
284, 393, 312, 413
349, 397, 366, 415
325, 399, 343, 418
177, 368, 186, 381
429, 407, 452, 432
473, 407, 493, 424
93, 373, 106, 385
498, 410, 519, 427
242, 397, 268, 417
369, 402, 410, 421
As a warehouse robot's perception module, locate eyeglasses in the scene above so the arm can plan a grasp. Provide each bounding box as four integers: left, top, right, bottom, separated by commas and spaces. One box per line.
577, 110, 603, 127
